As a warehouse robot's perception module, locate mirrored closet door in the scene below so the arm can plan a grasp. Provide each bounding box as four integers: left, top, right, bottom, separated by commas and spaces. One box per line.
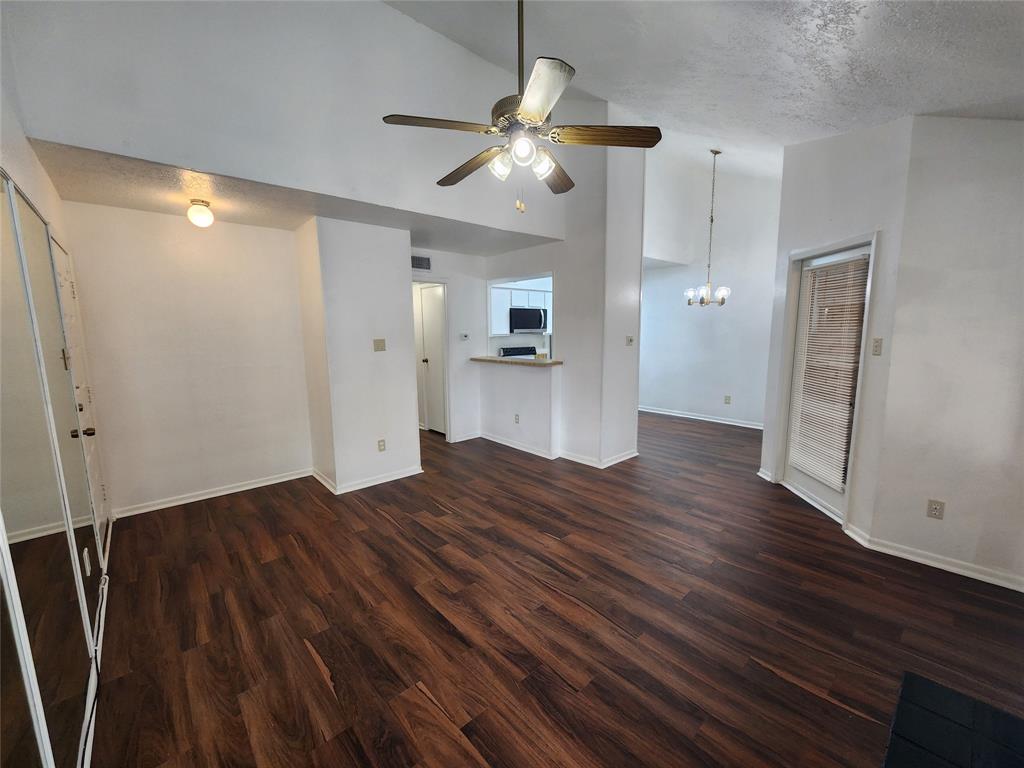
2, 177, 97, 768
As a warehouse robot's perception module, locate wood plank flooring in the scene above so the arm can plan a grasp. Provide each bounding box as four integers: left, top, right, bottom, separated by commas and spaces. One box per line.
93, 414, 1024, 767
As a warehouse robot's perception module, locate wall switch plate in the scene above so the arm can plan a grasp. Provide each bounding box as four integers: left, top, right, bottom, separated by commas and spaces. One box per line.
724, 395, 732, 405
871, 337, 883, 356
926, 499, 945, 519
626, 336, 635, 347
377, 439, 386, 452
514, 414, 520, 424
373, 338, 386, 352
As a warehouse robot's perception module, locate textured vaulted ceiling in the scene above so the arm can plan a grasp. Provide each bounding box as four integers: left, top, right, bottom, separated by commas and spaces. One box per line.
387, 0, 1024, 148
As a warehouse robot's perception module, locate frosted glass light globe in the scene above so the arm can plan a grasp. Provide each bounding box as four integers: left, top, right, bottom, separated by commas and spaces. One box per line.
714, 286, 732, 301
510, 131, 537, 166
187, 200, 214, 228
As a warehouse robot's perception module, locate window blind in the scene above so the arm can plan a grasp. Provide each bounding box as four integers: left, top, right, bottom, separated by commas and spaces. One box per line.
786, 255, 869, 492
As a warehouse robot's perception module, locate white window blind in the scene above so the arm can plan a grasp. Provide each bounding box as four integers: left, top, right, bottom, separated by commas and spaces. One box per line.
786, 254, 869, 492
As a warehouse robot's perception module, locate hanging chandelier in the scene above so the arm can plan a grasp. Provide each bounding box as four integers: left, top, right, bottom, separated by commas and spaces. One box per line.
686, 149, 731, 307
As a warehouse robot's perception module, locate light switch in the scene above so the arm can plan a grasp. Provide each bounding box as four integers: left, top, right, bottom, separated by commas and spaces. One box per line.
373, 338, 386, 352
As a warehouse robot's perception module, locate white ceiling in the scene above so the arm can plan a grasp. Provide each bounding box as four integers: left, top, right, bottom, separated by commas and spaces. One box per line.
388, 0, 1024, 149
30, 141, 556, 255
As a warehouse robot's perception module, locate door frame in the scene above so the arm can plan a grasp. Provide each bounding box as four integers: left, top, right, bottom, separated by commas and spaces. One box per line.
412, 279, 452, 442
769, 231, 878, 525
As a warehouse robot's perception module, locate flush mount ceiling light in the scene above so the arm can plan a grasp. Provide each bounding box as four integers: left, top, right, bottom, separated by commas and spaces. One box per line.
686, 150, 732, 307
186, 199, 214, 228
382, 0, 661, 196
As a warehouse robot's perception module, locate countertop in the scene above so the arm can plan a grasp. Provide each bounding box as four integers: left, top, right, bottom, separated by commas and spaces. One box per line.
470, 356, 564, 367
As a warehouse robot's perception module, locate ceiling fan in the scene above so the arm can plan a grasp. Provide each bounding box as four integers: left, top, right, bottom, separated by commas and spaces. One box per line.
383, 0, 662, 194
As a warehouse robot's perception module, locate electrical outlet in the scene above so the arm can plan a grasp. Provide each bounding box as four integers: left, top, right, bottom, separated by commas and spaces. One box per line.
373, 338, 386, 352
514, 414, 520, 424
926, 499, 945, 519
871, 337, 883, 356
626, 335, 635, 347
377, 439, 386, 452
724, 395, 732, 405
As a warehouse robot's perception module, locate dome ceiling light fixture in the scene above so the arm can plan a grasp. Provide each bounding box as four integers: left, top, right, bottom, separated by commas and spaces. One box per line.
686, 150, 731, 307
186, 199, 214, 228
382, 0, 662, 196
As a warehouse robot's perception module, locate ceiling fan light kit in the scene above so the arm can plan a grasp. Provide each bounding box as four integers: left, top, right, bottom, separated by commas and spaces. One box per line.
686, 150, 731, 307
383, 0, 662, 196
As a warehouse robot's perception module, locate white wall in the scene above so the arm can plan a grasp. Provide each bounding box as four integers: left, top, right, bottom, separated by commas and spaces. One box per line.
64, 203, 312, 514
295, 218, 336, 486
479, 365, 562, 459
316, 218, 421, 491
413, 248, 488, 442
0, 83, 66, 240
639, 139, 782, 427
600, 136, 645, 463
1, 0, 564, 242
872, 117, 1024, 581
762, 117, 913, 533
487, 99, 610, 465
761, 116, 1023, 590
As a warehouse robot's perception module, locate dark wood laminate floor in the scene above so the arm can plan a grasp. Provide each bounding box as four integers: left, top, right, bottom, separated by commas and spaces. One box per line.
93, 414, 1024, 768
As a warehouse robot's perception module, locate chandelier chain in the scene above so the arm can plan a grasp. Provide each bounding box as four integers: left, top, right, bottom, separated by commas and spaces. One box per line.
707, 150, 717, 285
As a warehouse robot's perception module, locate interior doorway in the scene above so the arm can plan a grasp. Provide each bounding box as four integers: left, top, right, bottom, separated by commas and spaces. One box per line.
412, 282, 448, 437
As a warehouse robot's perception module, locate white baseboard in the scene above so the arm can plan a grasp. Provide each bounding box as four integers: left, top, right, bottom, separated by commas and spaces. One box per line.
8, 515, 95, 544
781, 479, 843, 523
558, 449, 638, 469
756, 468, 778, 483
598, 449, 639, 468
310, 469, 338, 494
639, 405, 763, 430
111, 468, 314, 519
450, 431, 482, 443
332, 465, 423, 495
843, 523, 1023, 593
480, 433, 558, 460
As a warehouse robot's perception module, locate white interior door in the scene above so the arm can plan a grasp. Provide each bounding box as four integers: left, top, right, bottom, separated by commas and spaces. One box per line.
421, 285, 447, 435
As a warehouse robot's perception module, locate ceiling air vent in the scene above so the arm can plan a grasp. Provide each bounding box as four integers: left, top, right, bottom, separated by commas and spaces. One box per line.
411, 255, 431, 271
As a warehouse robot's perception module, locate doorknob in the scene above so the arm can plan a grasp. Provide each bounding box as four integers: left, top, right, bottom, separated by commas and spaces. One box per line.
83, 428, 96, 437
70, 428, 80, 438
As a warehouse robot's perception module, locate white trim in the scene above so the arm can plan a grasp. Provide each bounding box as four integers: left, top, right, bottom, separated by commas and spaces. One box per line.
597, 449, 639, 468
481, 433, 558, 460
310, 469, 338, 494
7, 514, 94, 544
112, 468, 312, 518
639, 405, 763, 430
450, 431, 482, 443
332, 465, 423, 495
842, 523, 1023, 594
0, 506, 57, 767
782, 479, 843, 523
756, 468, 778, 483
559, 449, 639, 469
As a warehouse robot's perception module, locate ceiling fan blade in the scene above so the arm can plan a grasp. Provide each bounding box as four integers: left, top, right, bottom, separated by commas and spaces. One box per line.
383, 114, 497, 134
437, 146, 506, 186
542, 152, 575, 195
517, 57, 575, 125
548, 125, 662, 148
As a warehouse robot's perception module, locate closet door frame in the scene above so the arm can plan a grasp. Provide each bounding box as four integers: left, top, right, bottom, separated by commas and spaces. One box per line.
3, 175, 94, 651
0, 510, 56, 767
